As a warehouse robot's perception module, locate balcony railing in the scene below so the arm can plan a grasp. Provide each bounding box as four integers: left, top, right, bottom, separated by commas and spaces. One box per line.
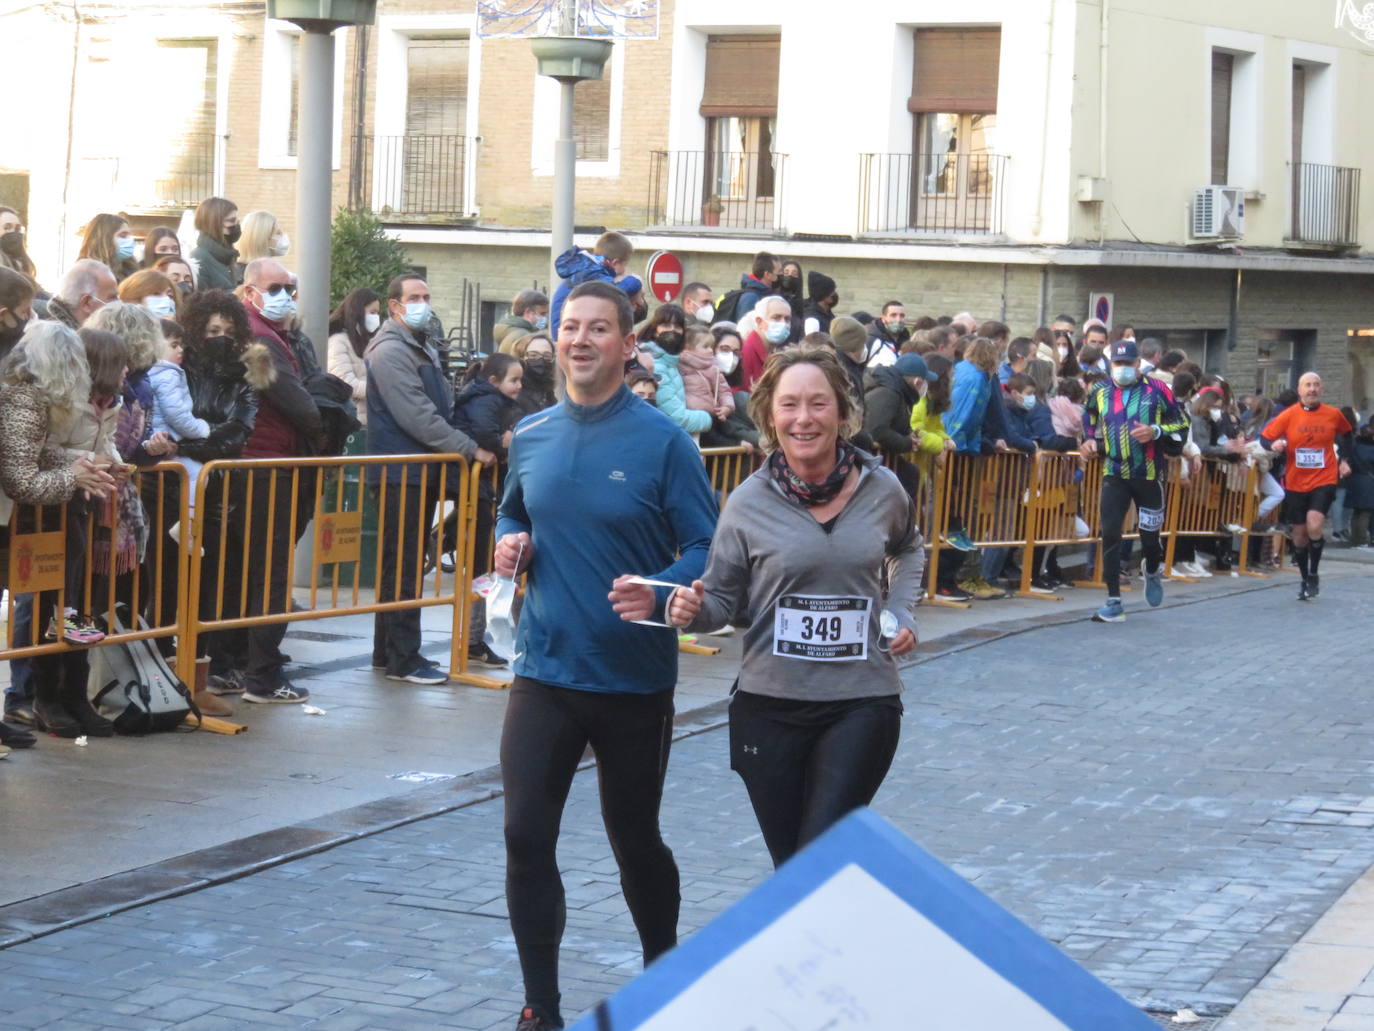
84, 134, 218, 212
647, 150, 787, 234
858, 152, 1007, 235
348, 134, 477, 221
1290, 162, 1360, 247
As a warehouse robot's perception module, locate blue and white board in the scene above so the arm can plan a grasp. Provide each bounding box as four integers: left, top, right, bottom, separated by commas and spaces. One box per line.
573, 809, 1156, 1030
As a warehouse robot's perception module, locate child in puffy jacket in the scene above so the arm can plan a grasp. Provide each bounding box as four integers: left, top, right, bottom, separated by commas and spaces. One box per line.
678, 327, 736, 425
147, 329, 210, 534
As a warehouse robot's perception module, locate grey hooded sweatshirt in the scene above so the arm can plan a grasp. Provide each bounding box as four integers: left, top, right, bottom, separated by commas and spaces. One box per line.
686, 449, 924, 701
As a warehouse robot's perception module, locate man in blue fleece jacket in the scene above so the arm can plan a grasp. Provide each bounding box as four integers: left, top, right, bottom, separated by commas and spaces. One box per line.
493, 280, 718, 1031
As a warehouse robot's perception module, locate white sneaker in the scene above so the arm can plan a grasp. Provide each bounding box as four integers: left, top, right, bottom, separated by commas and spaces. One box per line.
702, 625, 735, 636
1170, 566, 1191, 578
1185, 561, 1212, 578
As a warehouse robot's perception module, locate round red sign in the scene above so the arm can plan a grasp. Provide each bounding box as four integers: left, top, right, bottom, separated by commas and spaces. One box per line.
645, 250, 684, 302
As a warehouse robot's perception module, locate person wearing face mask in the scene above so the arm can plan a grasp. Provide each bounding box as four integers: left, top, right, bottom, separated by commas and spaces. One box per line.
802, 270, 839, 335
366, 274, 496, 686
154, 255, 196, 299
77, 213, 140, 283
327, 288, 381, 432
724, 251, 780, 325
0, 267, 36, 362
117, 268, 183, 323
494, 289, 550, 352
637, 303, 711, 438
741, 295, 793, 391
218, 258, 326, 704
869, 300, 910, 355
680, 282, 715, 326
0, 207, 39, 287
510, 333, 557, 417
189, 196, 241, 291
863, 352, 940, 500
234, 211, 290, 282
1082, 339, 1187, 623
44, 259, 118, 330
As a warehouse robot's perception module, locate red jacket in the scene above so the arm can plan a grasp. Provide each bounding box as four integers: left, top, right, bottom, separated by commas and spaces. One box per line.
243, 306, 321, 459
741, 330, 768, 391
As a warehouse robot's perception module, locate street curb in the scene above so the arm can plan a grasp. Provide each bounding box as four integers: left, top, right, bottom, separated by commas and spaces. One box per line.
0, 569, 1325, 950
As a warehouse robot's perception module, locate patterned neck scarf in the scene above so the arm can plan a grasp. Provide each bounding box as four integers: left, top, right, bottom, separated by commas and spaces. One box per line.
768, 440, 858, 507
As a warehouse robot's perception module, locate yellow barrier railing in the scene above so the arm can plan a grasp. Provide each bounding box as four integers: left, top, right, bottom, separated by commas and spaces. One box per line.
180, 453, 470, 692
4, 462, 190, 659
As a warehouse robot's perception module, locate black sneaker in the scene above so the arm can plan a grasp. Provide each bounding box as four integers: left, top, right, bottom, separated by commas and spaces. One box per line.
207, 669, 247, 696
1298, 578, 1312, 601
935, 584, 974, 602
516, 1006, 564, 1030
0, 721, 36, 748
1029, 576, 1057, 594
386, 663, 449, 685
1308, 573, 1320, 598
242, 677, 310, 704
468, 644, 509, 669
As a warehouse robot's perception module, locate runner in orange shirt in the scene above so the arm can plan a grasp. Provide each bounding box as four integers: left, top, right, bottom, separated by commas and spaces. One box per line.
1261, 372, 1353, 600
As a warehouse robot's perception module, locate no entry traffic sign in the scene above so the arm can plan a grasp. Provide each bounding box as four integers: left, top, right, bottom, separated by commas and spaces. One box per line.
645, 250, 683, 302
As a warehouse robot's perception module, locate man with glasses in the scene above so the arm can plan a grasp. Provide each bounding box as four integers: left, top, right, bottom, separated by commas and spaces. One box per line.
45, 259, 117, 329
210, 258, 324, 704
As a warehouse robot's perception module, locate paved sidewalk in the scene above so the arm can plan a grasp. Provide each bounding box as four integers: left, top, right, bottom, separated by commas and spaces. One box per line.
0, 567, 1372, 1029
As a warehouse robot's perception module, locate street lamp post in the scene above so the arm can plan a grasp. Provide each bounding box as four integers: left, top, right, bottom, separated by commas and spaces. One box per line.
267, 0, 377, 363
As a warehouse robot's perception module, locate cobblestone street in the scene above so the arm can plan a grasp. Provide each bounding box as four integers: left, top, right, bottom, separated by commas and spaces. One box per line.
2, 572, 1372, 1029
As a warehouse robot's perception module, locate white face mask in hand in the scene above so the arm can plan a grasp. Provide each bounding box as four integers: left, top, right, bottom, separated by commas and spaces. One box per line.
484, 539, 523, 661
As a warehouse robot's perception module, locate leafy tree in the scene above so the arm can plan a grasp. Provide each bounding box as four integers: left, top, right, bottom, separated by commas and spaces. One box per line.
329, 207, 413, 307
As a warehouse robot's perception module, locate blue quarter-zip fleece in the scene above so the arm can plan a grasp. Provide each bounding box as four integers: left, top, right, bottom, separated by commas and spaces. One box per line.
496, 385, 718, 694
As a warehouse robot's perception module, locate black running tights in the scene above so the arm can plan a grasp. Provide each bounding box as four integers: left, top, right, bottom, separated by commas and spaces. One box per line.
1100, 476, 1164, 598
501, 677, 679, 1014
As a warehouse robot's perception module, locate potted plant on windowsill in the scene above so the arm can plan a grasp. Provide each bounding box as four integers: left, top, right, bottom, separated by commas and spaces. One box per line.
701, 194, 724, 227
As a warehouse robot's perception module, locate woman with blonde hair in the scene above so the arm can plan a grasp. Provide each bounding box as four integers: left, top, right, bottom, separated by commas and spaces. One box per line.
117, 268, 182, 323
188, 196, 240, 291
667, 347, 923, 868
0, 322, 118, 738
78, 212, 139, 283
235, 211, 289, 269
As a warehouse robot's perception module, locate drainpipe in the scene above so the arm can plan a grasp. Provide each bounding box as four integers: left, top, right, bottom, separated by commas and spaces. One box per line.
1031, 0, 1057, 238
1098, 0, 1110, 245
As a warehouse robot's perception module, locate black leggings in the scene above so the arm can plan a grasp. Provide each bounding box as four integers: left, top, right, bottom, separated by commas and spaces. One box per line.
501, 677, 679, 1008
1100, 477, 1164, 597
729, 689, 903, 868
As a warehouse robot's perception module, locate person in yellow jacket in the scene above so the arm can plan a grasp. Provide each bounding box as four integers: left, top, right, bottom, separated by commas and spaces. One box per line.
908, 353, 971, 600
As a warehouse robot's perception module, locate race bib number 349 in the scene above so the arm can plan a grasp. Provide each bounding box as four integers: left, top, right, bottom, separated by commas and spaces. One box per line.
773, 595, 871, 662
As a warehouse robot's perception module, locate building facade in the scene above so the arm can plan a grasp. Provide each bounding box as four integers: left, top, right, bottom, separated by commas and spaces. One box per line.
5, 0, 1373, 404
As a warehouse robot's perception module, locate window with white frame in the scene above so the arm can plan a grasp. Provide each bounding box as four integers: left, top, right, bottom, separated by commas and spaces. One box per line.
257, 20, 347, 170
1205, 30, 1261, 189
531, 41, 624, 177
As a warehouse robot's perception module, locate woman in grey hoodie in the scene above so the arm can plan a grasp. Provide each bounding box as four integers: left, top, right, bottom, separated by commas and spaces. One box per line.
667, 347, 924, 867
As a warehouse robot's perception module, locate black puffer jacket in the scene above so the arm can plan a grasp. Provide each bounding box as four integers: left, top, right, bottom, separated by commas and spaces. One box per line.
177, 337, 274, 463
863, 365, 917, 456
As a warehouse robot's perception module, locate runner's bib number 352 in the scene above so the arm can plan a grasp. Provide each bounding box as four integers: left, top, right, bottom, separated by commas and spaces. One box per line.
773, 594, 870, 662
1294, 447, 1326, 469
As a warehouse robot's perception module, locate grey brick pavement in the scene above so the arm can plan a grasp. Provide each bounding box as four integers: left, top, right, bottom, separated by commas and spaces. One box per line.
1, 575, 1372, 1029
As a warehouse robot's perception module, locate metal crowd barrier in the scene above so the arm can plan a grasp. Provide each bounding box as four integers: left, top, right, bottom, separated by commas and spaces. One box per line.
179, 453, 471, 699
3, 462, 189, 658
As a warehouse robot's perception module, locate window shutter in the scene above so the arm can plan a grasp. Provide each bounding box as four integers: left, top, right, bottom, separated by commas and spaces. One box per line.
1211, 50, 1233, 184
574, 71, 611, 161
700, 35, 780, 118
406, 38, 469, 136
908, 28, 1000, 114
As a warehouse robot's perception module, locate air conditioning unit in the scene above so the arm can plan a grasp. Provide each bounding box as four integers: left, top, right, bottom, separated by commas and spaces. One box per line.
1192, 185, 1245, 240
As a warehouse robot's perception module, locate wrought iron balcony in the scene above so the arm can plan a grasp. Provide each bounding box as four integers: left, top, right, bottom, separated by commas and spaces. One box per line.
348, 134, 477, 221
858, 152, 1007, 236
647, 150, 787, 234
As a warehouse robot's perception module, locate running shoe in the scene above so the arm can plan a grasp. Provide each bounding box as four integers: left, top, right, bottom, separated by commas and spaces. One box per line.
958, 577, 1007, 600
701, 624, 735, 636
1092, 597, 1125, 623
467, 644, 509, 670
1182, 560, 1212, 578
943, 529, 977, 552
515, 1006, 564, 1030
45, 613, 105, 645
387, 663, 449, 685
241, 678, 311, 704
1144, 571, 1164, 607
935, 584, 974, 602
1298, 578, 1312, 601
207, 669, 247, 696
1169, 565, 1193, 578
1308, 573, 1320, 598
1029, 577, 1057, 594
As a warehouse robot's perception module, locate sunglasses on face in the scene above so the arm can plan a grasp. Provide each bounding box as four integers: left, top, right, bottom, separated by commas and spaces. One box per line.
259, 282, 296, 297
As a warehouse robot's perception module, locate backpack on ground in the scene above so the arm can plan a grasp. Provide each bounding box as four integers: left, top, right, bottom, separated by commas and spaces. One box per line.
90, 609, 199, 734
